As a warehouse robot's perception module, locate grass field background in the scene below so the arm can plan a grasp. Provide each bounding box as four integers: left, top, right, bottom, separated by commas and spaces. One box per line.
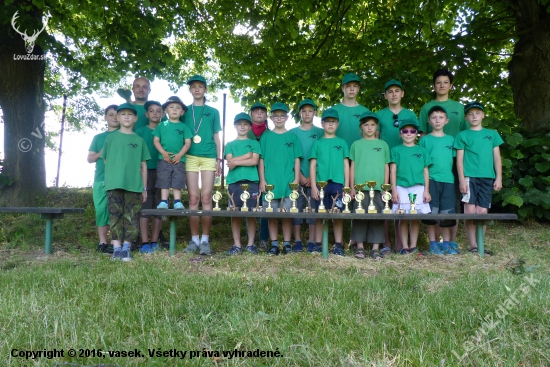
0, 188, 548, 366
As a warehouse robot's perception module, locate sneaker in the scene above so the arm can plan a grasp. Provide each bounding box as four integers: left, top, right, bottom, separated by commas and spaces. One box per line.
408, 247, 424, 256
227, 245, 242, 255
140, 243, 153, 253
96, 243, 107, 253
399, 248, 409, 255
183, 241, 199, 253
267, 245, 280, 256
120, 249, 132, 262
258, 240, 268, 252
282, 243, 292, 254
199, 241, 211, 255
293, 242, 303, 253
311, 245, 322, 253
110, 249, 122, 261
449, 242, 459, 253
150, 242, 161, 252
103, 243, 114, 254
429, 243, 444, 255
245, 245, 258, 254
332, 245, 345, 256
157, 202, 169, 209
442, 242, 459, 255
174, 202, 185, 210
306, 242, 316, 253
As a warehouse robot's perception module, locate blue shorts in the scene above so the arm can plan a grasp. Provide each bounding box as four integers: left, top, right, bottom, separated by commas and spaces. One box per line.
312, 181, 343, 212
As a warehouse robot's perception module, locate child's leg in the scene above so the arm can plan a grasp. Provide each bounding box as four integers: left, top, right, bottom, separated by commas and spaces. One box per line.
161, 189, 170, 201
409, 220, 420, 249
399, 220, 410, 250
282, 218, 292, 242
98, 226, 108, 244
200, 170, 215, 236
123, 191, 141, 247
173, 188, 181, 201
246, 218, 256, 246
308, 223, 315, 243
108, 189, 123, 249
333, 219, 343, 244
476, 205, 488, 237
140, 217, 150, 244
268, 218, 278, 241
293, 223, 302, 243
383, 220, 391, 248
426, 224, 437, 242
441, 226, 451, 242
231, 217, 242, 247
394, 220, 402, 251
186, 171, 200, 236
464, 203, 477, 248
315, 219, 323, 243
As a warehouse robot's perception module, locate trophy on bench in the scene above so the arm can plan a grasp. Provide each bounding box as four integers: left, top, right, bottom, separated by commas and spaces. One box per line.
265, 184, 275, 212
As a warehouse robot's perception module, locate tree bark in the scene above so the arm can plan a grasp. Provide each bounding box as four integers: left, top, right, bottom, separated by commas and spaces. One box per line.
508, 0, 550, 133
0, 17, 47, 206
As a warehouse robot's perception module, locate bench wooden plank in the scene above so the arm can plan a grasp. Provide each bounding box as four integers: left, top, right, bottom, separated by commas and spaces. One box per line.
0, 207, 84, 214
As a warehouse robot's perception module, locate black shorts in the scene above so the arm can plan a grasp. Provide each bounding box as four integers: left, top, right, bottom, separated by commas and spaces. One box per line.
312, 181, 343, 211
462, 177, 493, 209
156, 160, 186, 189
422, 180, 456, 227
228, 181, 260, 209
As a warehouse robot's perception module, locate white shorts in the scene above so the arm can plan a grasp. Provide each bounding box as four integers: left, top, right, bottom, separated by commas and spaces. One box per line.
392, 185, 431, 214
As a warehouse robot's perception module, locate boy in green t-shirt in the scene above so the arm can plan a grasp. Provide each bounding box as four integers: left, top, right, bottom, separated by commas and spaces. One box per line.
259, 102, 303, 256
454, 101, 503, 255
135, 100, 163, 253
349, 112, 390, 260
88, 104, 119, 254
310, 108, 350, 256
100, 103, 151, 262
419, 106, 458, 255
225, 113, 262, 255
183, 75, 222, 256
153, 96, 192, 210
390, 119, 432, 255
289, 99, 323, 252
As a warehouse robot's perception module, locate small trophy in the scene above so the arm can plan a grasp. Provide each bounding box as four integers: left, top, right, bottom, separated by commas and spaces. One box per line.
366, 181, 378, 214
381, 184, 392, 214
408, 193, 417, 214
342, 187, 351, 213
240, 183, 250, 211
317, 181, 328, 213
265, 184, 275, 212
212, 176, 222, 211
354, 183, 365, 214
289, 183, 299, 213
301, 187, 313, 213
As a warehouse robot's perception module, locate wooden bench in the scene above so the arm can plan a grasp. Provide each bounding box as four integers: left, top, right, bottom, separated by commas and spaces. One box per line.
0, 207, 84, 254
141, 210, 517, 259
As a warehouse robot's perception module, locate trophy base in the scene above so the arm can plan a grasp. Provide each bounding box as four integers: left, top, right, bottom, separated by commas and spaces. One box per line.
318, 209, 326, 213
355, 209, 365, 214
290, 208, 299, 213
383, 209, 392, 214
265, 208, 273, 212
409, 209, 418, 214
368, 209, 378, 214
241, 208, 249, 212
342, 210, 350, 214
213, 208, 221, 211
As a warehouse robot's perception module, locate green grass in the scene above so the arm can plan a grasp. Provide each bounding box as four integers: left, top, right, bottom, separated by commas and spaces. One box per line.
0, 188, 549, 366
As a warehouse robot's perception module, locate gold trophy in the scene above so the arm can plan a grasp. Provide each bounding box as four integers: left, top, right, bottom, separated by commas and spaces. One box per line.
265, 184, 275, 212
240, 183, 250, 211
212, 176, 222, 211
342, 187, 351, 214
289, 183, 299, 213
354, 183, 366, 214
317, 181, 328, 213
366, 181, 378, 214
381, 184, 392, 214
408, 193, 417, 214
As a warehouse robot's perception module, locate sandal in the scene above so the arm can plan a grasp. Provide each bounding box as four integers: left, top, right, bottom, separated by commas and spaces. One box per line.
469, 247, 494, 256
354, 249, 366, 259
369, 250, 383, 261
380, 247, 391, 256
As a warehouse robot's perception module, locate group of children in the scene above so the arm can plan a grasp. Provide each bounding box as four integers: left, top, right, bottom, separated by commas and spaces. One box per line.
89, 69, 503, 261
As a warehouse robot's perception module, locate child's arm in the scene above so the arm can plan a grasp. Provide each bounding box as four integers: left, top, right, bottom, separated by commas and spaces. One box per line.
343, 158, 350, 188
214, 133, 222, 175
384, 163, 389, 184
423, 167, 431, 203
310, 159, 319, 200
299, 172, 309, 187
391, 163, 399, 204
456, 149, 468, 194
172, 138, 191, 164
258, 158, 266, 193
227, 152, 257, 169
293, 158, 300, 184
493, 146, 502, 191
87, 151, 100, 163
141, 161, 148, 203
350, 161, 356, 198
153, 136, 173, 163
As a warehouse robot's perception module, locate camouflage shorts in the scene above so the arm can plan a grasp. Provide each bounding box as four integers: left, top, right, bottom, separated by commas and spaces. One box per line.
108, 189, 141, 243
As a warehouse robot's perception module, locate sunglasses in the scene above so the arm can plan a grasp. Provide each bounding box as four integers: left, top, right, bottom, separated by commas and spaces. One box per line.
393, 113, 399, 127
401, 129, 418, 134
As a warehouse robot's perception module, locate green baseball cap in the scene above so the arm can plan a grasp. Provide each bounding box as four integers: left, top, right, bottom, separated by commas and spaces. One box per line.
384, 79, 403, 92
117, 103, 137, 114
398, 118, 419, 130
298, 98, 318, 111
464, 101, 484, 113
250, 102, 267, 111
234, 112, 252, 124
321, 108, 339, 121
427, 105, 448, 116
358, 111, 379, 125
341, 73, 360, 85
143, 100, 162, 111
271, 102, 289, 113
187, 74, 207, 86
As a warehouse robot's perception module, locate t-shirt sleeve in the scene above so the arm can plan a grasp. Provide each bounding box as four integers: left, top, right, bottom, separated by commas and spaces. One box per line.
152, 124, 162, 139
223, 141, 233, 159
212, 109, 222, 133
293, 135, 303, 159
141, 138, 151, 161
309, 141, 318, 160
418, 106, 428, 134
89, 135, 99, 152
390, 147, 397, 163
259, 134, 267, 158
183, 124, 193, 140
383, 142, 391, 164
493, 131, 504, 147
422, 147, 432, 167
252, 140, 261, 155
99, 137, 108, 160
349, 142, 356, 161
453, 133, 465, 149
343, 140, 350, 159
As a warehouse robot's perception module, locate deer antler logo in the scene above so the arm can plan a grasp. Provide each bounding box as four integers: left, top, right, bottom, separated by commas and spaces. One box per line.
11, 11, 48, 54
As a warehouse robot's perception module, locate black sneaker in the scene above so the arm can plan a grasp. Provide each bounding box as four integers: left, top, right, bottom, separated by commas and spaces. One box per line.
332, 245, 345, 256
120, 249, 132, 262
292, 242, 303, 253
267, 245, 280, 256
245, 245, 259, 254
227, 245, 242, 255
97, 243, 107, 253
282, 243, 292, 254
110, 249, 122, 261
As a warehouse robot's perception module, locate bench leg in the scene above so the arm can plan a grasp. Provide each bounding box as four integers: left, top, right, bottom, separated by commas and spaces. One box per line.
45, 218, 52, 255
170, 217, 176, 256
322, 219, 329, 259
476, 223, 484, 259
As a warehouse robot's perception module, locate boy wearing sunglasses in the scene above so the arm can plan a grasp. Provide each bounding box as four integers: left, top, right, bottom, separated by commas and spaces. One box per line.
390, 119, 432, 255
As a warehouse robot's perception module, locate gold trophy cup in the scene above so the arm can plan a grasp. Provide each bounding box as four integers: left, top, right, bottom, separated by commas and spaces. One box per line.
342, 187, 351, 214
240, 183, 250, 211
408, 193, 418, 214
289, 183, 300, 213
354, 183, 366, 214
265, 184, 275, 212
212, 176, 222, 211
366, 181, 378, 214
317, 181, 328, 213
381, 184, 392, 214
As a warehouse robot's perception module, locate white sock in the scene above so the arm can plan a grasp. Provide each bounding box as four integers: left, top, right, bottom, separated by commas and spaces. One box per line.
201, 235, 209, 243
192, 235, 200, 244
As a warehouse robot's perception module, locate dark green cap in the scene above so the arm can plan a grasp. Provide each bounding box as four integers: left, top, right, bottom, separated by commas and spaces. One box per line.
271, 102, 289, 113
162, 96, 188, 112
384, 79, 403, 92
187, 74, 207, 86
427, 105, 448, 116
464, 101, 484, 113
342, 73, 360, 85
321, 108, 339, 120
234, 112, 252, 124
398, 118, 419, 129
144, 100, 162, 111
298, 98, 318, 111
250, 102, 267, 111
117, 103, 137, 114
359, 111, 379, 125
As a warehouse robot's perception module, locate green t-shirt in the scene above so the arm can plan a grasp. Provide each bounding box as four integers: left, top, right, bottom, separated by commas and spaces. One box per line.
224, 138, 261, 184
100, 131, 151, 193
349, 138, 390, 191
152, 121, 193, 163
309, 137, 350, 185
390, 145, 432, 187
135, 125, 160, 169
133, 104, 149, 132
260, 130, 303, 199
376, 107, 418, 149
89, 130, 117, 182
332, 103, 371, 149
419, 134, 455, 184
289, 125, 324, 178
184, 104, 222, 158
419, 99, 467, 137
453, 128, 504, 179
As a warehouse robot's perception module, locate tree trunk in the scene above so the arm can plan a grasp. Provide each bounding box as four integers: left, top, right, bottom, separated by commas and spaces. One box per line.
0, 18, 47, 206
508, 0, 550, 133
